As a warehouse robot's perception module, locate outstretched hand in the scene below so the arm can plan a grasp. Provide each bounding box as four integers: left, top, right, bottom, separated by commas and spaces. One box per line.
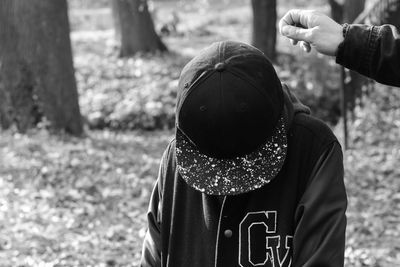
279, 9, 344, 56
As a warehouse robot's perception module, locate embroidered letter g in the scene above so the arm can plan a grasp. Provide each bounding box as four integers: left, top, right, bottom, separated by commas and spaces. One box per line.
239, 211, 292, 267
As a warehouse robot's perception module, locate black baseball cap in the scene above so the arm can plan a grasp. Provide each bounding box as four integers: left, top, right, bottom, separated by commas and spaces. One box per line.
175, 41, 287, 195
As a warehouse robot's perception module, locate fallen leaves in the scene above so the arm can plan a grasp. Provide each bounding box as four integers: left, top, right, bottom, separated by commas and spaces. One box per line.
343, 83, 400, 266
0, 130, 172, 266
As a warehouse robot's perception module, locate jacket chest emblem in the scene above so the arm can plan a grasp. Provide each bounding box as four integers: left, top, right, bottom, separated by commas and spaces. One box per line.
239, 211, 293, 267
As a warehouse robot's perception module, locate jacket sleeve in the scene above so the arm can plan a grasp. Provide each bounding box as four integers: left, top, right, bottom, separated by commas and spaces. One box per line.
292, 142, 347, 267
140, 148, 169, 267
336, 24, 400, 87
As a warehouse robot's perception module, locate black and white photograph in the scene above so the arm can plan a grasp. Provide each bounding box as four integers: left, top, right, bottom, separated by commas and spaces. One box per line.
1, 0, 399, 266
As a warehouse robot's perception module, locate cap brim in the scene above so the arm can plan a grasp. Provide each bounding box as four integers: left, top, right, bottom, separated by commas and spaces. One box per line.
176, 116, 287, 195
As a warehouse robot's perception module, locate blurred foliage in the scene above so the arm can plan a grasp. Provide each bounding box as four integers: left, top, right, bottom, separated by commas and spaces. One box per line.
1, 0, 400, 266
75, 47, 183, 130
277, 53, 342, 125
0, 130, 172, 266
343, 83, 400, 266
71, 1, 341, 131
68, 0, 110, 9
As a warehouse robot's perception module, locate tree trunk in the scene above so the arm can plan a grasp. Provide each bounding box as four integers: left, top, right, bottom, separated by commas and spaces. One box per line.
328, 0, 343, 23
0, 0, 39, 130
112, 0, 167, 57
0, 1, 21, 129
329, 0, 366, 113
0, 0, 83, 135
251, 0, 277, 60
343, 0, 366, 23
343, 0, 366, 113
366, 0, 400, 27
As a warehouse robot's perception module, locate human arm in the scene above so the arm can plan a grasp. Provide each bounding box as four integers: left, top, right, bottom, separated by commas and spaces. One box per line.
292, 142, 347, 266
140, 152, 168, 266
336, 24, 400, 86
140, 181, 162, 267
279, 9, 400, 87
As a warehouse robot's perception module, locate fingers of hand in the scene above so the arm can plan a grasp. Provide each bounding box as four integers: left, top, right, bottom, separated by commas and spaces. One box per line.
288, 39, 311, 53
279, 9, 303, 28
278, 9, 316, 33
281, 25, 312, 43
279, 9, 316, 52
300, 41, 311, 52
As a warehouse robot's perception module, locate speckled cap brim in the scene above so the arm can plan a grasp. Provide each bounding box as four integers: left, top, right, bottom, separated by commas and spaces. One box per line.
176, 116, 287, 195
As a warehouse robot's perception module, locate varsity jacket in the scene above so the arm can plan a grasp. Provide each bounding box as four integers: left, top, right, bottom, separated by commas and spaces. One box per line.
336, 23, 400, 87
141, 85, 347, 267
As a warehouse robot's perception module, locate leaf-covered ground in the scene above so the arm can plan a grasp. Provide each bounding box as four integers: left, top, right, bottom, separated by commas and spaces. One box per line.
2, 107, 400, 266
0, 130, 172, 266
1, 1, 400, 266
342, 85, 400, 266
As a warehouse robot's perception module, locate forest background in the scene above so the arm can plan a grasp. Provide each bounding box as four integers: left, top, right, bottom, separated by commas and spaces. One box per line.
1, 0, 400, 266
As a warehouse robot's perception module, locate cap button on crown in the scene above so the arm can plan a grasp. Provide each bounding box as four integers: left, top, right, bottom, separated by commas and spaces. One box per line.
214, 62, 225, 72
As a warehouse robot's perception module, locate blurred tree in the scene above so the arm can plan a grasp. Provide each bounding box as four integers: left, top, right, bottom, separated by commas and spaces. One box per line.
343, 0, 366, 114
343, 0, 366, 22
329, 0, 366, 114
0, 0, 83, 135
251, 0, 276, 60
361, 0, 400, 27
328, 0, 343, 22
111, 0, 167, 57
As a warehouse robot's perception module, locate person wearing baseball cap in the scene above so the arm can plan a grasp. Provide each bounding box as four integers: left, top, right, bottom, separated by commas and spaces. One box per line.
141, 41, 347, 267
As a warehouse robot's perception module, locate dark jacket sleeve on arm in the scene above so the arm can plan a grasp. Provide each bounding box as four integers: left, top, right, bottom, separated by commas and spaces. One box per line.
292, 142, 347, 267
140, 147, 170, 267
336, 24, 400, 87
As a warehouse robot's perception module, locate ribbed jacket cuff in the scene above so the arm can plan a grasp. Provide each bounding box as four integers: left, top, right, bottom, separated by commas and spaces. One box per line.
336, 24, 379, 77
